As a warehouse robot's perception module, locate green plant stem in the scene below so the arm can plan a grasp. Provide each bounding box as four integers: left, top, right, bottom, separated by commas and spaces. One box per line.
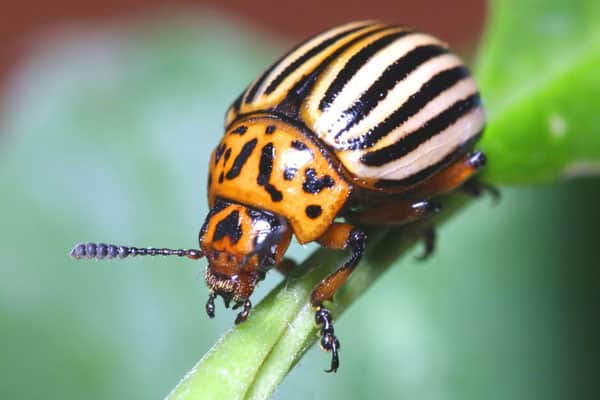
167, 196, 468, 400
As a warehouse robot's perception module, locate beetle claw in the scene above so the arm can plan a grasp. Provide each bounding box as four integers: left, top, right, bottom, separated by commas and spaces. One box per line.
315, 306, 340, 373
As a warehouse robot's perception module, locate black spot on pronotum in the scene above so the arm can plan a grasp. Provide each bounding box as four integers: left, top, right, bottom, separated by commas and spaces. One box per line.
224, 148, 232, 163
302, 168, 334, 194
291, 140, 308, 151
258, 142, 283, 202
305, 205, 322, 219
231, 125, 248, 135
213, 210, 243, 244
219, 172, 224, 184
283, 167, 297, 181
265, 125, 276, 134
226, 138, 258, 180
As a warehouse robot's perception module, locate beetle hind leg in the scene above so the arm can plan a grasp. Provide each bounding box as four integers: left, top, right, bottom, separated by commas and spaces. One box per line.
415, 226, 436, 261
310, 223, 366, 373
461, 178, 501, 203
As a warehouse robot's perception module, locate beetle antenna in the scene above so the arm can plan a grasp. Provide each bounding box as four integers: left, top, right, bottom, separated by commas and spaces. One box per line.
69, 242, 204, 260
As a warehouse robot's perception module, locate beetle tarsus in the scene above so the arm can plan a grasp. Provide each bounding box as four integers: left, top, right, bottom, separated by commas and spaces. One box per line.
206, 291, 216, 318
234, 300, 252, 325
315, 306, 340, 373
416, 226, 436, 260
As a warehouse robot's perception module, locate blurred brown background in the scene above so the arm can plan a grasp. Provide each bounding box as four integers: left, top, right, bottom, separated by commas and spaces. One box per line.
1, 0, 485, 87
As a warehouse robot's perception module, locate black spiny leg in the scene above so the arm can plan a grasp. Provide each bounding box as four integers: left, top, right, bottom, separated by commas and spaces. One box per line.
233, 299, 252, 325
311, 224, 366, 373
316, 307, 340, 373
274, 257, 297, 277
461, 178, 501, 203
206, 291, 216, 318
415, 226, 436, 261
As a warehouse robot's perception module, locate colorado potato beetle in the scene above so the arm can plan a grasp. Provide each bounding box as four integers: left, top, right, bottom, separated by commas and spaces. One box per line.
71, 21, 492, 373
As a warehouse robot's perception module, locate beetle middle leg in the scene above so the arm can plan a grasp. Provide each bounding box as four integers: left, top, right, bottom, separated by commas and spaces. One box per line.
350, 199, 440, 259
274, 257, 297, 277
415, 225, 436, 261
311, 223, 366, 373
461, 178, 501, 202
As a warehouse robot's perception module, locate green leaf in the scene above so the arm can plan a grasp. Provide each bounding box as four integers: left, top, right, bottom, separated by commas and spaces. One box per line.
476, 0, 600, 183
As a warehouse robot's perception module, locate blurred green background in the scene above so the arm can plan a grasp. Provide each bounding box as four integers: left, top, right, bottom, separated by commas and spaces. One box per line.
1, 3, 599, 400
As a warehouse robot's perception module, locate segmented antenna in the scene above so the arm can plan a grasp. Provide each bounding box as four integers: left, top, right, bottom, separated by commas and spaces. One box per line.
69, 242, 203, 260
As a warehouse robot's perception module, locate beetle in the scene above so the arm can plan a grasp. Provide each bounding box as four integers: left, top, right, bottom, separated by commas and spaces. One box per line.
70, 21, 492, 373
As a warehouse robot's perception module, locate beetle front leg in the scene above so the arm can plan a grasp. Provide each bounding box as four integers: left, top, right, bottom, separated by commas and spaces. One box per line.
233, 299, 252, 325
311, 223, 366, 373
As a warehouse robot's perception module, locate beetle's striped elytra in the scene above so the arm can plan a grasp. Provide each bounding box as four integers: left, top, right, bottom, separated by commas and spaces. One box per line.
71, 21, 493, 373
226, 21, 485, 191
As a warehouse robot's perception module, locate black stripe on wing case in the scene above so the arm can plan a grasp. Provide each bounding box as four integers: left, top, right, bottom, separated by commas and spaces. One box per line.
333, 44, 448, 140
360, 93, 481, 167
344, 66, 471, 150
318, 30, 411, 111
245, 23, 376, 103
244, 53, 298, 104
263, 24, 375, 95
231, 92, 243, 112
374, 146, 462, 188
274, 27, 391, 117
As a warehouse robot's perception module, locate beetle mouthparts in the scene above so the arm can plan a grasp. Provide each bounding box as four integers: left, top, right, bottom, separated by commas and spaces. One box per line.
205, 267, 237, 294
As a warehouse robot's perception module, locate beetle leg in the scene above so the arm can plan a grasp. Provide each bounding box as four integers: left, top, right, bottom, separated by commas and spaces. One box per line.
461, 178, 501, 203
205, 291, 216, 318
415, 226, 436, 261
234, 299, 252, 325
315, 306, 340, 373
311, 223, 366, 373
274, 257, 297, 277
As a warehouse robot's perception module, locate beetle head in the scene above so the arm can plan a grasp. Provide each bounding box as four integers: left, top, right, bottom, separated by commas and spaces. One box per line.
199, 198, 291, 316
